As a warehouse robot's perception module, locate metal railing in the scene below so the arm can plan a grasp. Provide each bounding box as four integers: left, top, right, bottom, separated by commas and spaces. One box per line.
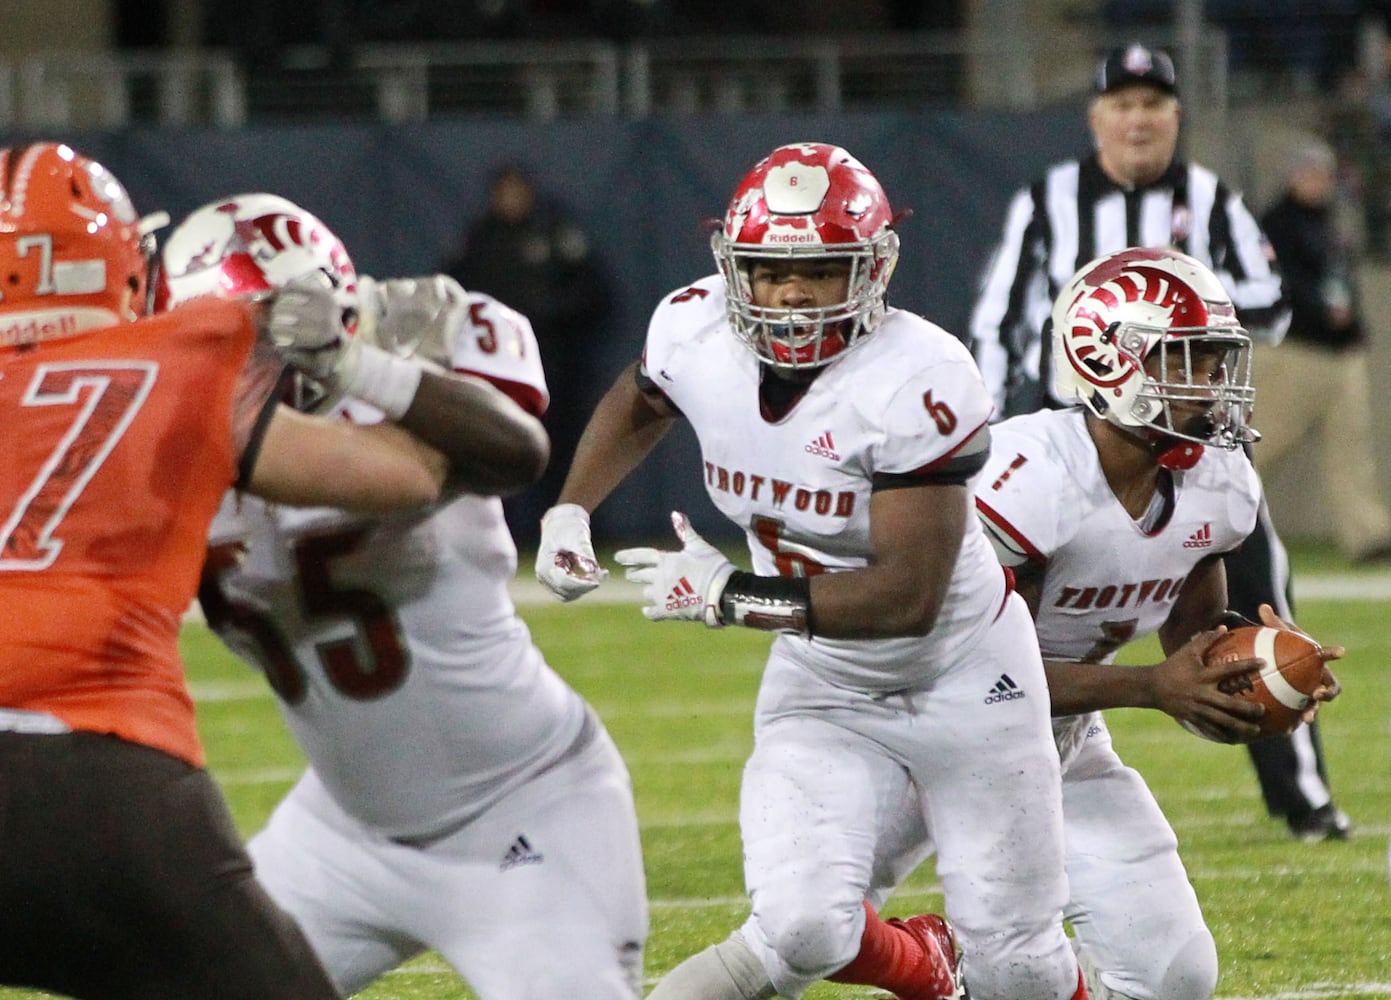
0, 30, 1237, 129
0, 49, 246, 127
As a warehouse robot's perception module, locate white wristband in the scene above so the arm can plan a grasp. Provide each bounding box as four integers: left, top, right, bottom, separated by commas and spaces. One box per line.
341, 342, 423, 420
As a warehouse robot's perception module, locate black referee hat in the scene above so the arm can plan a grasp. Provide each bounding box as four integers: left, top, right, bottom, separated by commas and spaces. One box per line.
1095, 43, 1177, 96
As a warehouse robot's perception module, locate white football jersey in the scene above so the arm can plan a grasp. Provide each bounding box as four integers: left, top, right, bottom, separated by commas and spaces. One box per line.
974, 408, 1261, 664
641, 275, 1008, 691
204, 293, 585, 842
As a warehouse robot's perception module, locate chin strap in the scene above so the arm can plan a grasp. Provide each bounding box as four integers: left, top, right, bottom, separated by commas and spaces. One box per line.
1151, 436, 1205, 471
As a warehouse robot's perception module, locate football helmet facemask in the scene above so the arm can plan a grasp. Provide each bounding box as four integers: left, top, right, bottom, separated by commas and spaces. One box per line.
1051, 246, 1256, 466
711, 142, 899, 371
155, 193, 359, 411
0, 142, 151, 338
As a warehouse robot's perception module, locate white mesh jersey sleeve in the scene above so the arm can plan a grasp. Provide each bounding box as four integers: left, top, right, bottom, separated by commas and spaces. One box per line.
639, 274, 729, 398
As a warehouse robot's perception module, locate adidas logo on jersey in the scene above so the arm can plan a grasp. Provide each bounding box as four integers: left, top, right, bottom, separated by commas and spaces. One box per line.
666, 576, 704, 613
500, 834, 544, 871
1183, 522, 1213, 549
805, 431, 840, 461
984, 673, 1025, 704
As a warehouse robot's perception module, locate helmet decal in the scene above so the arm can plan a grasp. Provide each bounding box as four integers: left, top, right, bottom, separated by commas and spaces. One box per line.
157, 193, 357, 315
764, 160, 832, 216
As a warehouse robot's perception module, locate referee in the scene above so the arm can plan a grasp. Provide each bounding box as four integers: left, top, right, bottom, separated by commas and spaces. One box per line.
968, 42, 1350, 842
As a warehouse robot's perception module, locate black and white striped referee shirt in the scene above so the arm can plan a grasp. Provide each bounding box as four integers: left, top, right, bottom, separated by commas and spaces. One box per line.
968, 154, 1289, 418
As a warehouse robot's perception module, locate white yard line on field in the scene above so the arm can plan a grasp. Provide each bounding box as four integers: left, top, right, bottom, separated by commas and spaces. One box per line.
181, 570, 1391, 627
509, 572, 1391, 604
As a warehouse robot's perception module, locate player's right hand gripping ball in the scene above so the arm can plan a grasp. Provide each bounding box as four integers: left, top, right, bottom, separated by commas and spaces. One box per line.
1202, 625, 1331, 737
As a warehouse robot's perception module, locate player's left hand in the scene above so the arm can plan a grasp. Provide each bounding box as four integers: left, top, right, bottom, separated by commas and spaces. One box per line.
1256, 604, 1343, 716
615, 512, 736, 627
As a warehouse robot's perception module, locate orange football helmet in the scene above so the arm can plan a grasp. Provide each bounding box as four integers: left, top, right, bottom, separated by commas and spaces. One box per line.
0, 142, 149, 340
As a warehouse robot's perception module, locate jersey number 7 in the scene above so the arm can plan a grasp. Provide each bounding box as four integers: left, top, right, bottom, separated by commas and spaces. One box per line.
0, 362, 156, 571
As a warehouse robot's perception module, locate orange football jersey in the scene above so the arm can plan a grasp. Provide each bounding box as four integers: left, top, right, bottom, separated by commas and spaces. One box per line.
0, 296, 283, 766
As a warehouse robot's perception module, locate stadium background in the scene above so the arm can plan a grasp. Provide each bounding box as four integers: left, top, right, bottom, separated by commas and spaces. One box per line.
0, 110, 1092, 541
3, 6, 1391, 1000
5, 1, 1387, 542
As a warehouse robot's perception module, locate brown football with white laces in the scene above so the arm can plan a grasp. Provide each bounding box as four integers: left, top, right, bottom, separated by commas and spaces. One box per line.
1203, 625, 1327, 737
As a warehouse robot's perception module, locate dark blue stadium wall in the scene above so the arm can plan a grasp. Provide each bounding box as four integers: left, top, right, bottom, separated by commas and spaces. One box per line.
12, 110, 1087, 542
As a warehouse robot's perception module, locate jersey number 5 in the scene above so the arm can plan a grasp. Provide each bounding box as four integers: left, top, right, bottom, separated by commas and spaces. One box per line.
199, 526, 409, 704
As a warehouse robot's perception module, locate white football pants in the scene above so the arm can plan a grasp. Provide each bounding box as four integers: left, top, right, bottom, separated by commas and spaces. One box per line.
736, 594, 1079, 1000
248, 725, 647, 999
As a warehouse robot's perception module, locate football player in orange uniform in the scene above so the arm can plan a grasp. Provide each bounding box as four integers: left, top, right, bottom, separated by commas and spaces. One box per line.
0, 142, 547, 1000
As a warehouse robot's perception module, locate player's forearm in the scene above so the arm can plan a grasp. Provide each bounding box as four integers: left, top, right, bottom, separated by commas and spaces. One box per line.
400, 371, 549, 496
1043, 659, 1159, 715
808, 575, 947, 639
251, 408, 447, 511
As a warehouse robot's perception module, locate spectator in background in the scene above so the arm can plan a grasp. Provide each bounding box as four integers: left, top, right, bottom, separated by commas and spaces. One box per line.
445, 164, 616, 548
1255, 138, 1391, 564
1327, 65, 1391, 260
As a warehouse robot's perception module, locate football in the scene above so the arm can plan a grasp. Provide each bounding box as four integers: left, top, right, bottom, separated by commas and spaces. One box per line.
1182, 625, 1327, 741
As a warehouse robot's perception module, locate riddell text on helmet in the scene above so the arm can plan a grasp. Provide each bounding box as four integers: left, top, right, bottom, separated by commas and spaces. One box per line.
0, 312, 81, 347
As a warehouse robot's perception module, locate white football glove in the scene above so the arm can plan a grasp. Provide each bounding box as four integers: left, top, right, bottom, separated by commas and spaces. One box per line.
266, 284, 424, 420
536, 504, 609, 602
352, 274, 385, 347
371, 274, 468, 369
614, 511, 735, 627
265, 285, 364, 387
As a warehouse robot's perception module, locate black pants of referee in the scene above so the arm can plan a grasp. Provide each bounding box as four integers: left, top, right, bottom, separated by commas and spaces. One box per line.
1223, 491, 1342, 829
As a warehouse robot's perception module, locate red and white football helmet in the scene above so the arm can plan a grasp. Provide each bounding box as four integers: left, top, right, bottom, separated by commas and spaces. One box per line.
155, 193, 358, 411
0, 142, 150, 336
155, 192, 357, 316
711, 142, 899, 370
1051, 246, 1256, 465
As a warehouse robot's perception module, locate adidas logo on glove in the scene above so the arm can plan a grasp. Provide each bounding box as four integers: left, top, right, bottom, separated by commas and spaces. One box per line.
666, 577, 705, 612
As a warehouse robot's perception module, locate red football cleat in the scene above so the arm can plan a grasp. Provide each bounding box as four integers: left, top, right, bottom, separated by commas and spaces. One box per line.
884, 913, 965, 1000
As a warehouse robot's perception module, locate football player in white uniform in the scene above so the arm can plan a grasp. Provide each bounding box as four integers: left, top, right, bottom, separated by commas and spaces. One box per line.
157, 194, 648, 1000
535, 143, 1086, 1000
972, 247, 1343, 1000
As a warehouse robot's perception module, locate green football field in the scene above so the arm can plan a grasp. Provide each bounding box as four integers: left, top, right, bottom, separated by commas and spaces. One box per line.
5, 548, 1390, 999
